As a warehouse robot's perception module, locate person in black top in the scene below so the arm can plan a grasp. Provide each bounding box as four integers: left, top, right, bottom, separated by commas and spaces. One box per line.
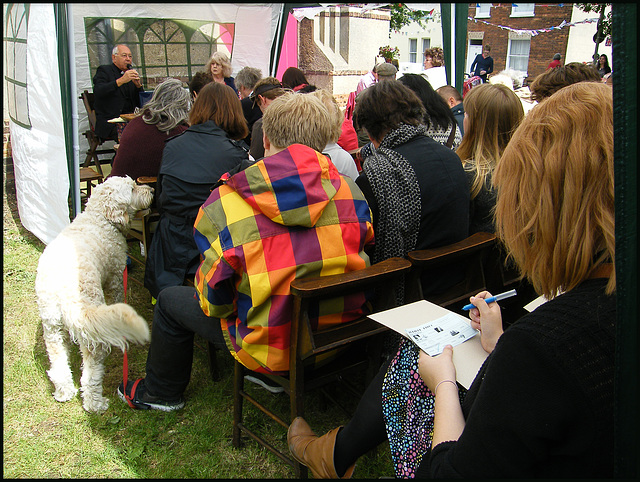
470, 45, 494, 83
287, 81, 616, 480
92, 44, 143, 140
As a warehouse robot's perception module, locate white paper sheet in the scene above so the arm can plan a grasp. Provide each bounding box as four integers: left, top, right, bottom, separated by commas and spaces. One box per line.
368, 300, 489, 389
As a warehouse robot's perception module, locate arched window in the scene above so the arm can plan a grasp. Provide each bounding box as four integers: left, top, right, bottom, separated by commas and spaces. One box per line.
5, 4, 31, 128
84, 17, 236, 89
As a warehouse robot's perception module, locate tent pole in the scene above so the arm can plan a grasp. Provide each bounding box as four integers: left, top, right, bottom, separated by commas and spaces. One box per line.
67, 5, 80, 217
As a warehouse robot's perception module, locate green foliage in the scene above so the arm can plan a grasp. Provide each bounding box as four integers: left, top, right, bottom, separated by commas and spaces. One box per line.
389, 3, 431, 31
379, 45, 400, 60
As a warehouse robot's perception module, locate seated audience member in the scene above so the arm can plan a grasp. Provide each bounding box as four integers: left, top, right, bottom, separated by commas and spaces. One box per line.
281, 66, 310, 91
248, 77, 288, 160
92, 44, 143, 141
235, 66, 263, 145
288, 81, 616, 480
529, 62, 601, 102
596, 53, 611, 78
188, 71, 213, 101
421, 46, 447, 90
109, 78, 190, 181
455, 83, 524, 235
436, 85, 465, 136
119, 91, 375, 410
356, 64, 377, 95
547, 52, 562, 70
205, 52, 238, 95
399, 74, 462, 149
353, 80, 469, 298
310, 89, 359, 180
355, 63, 398, 148
144, 82, 249, 300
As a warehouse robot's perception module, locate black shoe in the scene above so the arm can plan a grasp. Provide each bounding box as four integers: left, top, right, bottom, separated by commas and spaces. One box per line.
244, 374, 285, 394
117, 378, 185, 412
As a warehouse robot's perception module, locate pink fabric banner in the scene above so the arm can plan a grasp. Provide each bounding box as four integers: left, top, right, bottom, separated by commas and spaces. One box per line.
276, 13, 298, 79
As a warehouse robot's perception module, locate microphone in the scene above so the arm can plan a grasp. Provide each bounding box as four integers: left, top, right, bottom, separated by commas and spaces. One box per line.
126, 63, 132, 70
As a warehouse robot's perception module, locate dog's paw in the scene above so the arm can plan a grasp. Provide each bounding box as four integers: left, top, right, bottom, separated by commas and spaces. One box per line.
82, 396, 109, 413
53, 386, 78, 402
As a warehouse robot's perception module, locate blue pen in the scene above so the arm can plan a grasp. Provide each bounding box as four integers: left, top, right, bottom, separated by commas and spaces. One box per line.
462, 289, 517, 311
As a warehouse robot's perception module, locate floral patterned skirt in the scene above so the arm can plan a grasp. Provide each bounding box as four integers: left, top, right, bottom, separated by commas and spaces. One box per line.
381, 338, 466, 478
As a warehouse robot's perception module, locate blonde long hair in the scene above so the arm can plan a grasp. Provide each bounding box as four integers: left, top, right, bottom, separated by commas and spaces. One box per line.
456, 83, 524, 199
494, 82, 615, 298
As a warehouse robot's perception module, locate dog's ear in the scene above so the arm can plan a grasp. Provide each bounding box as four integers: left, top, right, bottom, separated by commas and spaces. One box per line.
100, 177, 134, 229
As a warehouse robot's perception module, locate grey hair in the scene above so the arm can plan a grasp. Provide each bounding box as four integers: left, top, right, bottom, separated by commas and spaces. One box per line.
141, 78, 190, 132
112, 46, 119, 56
235, 66, 262, 90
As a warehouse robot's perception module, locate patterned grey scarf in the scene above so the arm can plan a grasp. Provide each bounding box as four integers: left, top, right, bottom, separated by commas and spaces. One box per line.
362, 123, 426, 303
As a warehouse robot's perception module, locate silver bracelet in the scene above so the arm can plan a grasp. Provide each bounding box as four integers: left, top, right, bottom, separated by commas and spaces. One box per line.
434, 379, 457, 396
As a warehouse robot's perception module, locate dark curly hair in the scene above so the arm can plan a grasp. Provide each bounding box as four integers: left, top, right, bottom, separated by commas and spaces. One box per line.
529, 62, 601, 102
353, 80, 425, 142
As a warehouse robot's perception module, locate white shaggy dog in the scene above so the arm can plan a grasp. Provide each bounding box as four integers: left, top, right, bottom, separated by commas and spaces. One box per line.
35, 176, 154, 412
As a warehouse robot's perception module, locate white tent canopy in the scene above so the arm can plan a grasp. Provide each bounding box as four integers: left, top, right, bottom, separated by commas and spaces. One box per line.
7, 3, 284, 245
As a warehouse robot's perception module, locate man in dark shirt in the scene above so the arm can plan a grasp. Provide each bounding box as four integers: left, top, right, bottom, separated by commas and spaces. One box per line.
92, 44, 143, 140
470, 45, 494, 83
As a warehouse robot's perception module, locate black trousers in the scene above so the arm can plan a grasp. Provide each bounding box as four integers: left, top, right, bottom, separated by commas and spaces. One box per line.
144, 285, 227, 399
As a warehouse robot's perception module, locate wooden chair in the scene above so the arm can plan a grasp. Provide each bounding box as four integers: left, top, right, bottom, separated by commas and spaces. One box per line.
232, 257, 412, 478
80, 90, 117, 178
127, 177, 159, 269
79, 166, 103, 201
405, 232, 497, 311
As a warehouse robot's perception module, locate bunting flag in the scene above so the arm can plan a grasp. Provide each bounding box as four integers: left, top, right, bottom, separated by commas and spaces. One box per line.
468, 16, 600, 37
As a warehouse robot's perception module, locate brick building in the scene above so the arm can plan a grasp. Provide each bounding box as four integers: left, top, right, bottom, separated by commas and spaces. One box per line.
467, 3, 574, 83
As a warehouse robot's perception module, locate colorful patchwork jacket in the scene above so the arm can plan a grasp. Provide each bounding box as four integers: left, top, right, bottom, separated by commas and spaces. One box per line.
193, 144, 375, 374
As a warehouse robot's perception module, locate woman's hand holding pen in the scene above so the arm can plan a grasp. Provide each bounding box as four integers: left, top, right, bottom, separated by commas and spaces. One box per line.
468, 291, 504, 354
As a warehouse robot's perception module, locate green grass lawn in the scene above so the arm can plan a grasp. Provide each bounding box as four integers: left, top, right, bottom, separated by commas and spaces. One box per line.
3, 161, 394, 479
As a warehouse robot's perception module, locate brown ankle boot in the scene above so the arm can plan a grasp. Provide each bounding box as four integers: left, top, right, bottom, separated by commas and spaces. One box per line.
287, 416, 355, 479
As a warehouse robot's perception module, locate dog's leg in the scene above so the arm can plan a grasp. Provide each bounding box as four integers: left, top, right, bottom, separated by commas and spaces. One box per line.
103, 270, 125, 305
79, 343, 110, 413
42, 320, 79, 402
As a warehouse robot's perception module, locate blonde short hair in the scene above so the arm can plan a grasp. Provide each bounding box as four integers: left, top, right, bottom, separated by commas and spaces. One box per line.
309, 89, 342, 143
494, 82, 615, 298
205, 52, 232, 78
262, 92, 332, 153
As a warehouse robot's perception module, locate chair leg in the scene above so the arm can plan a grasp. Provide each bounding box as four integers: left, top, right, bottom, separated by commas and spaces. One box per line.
290, 365, 308, 479
232, 361, 244, 447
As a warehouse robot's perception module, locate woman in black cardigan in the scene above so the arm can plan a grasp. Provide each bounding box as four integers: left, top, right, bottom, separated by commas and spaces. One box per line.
288, 81, 616, 478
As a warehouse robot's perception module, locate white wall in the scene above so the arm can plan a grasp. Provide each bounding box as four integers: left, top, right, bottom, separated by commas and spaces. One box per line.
566, 5, 612, 65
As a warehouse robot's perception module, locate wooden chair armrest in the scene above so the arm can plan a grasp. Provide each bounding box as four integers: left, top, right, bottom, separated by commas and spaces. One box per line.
136, 176, 157, 185
290, 257, 411, 299
408, 232, 496, 266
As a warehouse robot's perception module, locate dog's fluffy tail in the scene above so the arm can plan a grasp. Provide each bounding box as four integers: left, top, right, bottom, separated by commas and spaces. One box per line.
70, 303, 150, 352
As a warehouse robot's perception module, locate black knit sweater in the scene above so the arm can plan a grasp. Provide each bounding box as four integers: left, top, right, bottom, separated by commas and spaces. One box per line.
420, 278, 616, 478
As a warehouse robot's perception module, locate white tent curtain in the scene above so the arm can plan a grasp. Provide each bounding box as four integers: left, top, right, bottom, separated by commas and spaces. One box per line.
10, 4, 70, 245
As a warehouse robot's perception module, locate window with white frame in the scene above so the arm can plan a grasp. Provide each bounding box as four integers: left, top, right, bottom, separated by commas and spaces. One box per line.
409, 38, 418, 63
422, 38, 431, 55
4, 3, 31, 129
507, 38, 531, 74
475, 4, 492, 18
511, 3, 535, 17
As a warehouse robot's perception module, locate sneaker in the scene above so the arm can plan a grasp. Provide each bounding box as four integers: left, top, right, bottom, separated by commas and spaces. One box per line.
244, 374, 285, 394
117, 378, 185, 412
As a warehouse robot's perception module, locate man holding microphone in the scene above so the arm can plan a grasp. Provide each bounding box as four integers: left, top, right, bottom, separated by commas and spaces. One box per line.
92, 44, 144, 140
